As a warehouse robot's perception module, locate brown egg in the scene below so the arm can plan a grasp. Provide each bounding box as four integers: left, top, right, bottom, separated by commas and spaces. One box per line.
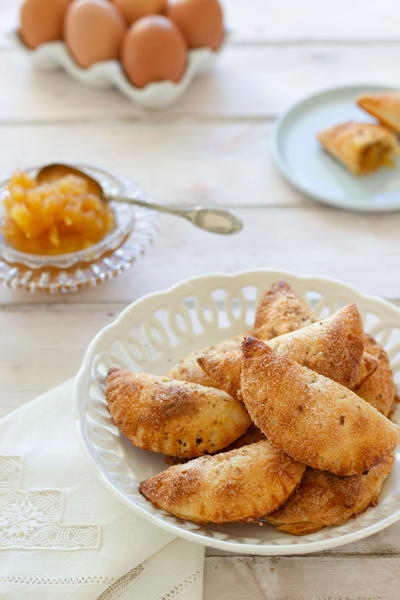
167, 0, 224, 50
64, 0, 126, 68
112, 0, 167, 25
20, 0, 72, 49
122, 16, 187, 88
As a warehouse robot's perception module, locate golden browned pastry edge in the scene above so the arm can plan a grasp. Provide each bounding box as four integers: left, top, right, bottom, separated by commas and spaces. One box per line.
240, 337, 400, 476
266, 455, 394, 535
140, 440, 306, 524
105, 368, 251, 458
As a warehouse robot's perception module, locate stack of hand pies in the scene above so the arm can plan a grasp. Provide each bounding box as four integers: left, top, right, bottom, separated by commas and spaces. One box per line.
105, 281, 400, 535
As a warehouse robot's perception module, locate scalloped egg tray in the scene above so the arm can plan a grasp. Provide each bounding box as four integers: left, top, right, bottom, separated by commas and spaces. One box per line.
12, 30, 223, 108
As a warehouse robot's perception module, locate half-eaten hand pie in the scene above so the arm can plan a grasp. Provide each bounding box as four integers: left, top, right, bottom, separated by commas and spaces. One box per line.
317, 121, 400, 175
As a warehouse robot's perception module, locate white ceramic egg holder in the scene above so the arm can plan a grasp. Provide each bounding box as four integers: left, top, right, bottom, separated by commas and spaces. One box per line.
11, 30, 222, 108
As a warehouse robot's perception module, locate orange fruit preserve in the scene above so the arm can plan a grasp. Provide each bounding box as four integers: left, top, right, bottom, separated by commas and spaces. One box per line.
2, 171, 114, 255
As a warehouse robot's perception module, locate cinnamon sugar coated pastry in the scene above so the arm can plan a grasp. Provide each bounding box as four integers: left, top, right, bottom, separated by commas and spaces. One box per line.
355, 349, 379, 389
197, 350, 241, 399
167, 333, 244, 387
356, 335, 396, 417
317, 121, 400, 175
253, 280, 316, 340
167, 353, 216, 388
266, 455, 394, 535
140, 440, 306, 523
198, 303, 365, 397
225, 424, 265, 451
357, 92, 400, 133
240, 337, 400, 475
105, 368, 251, 458
105, 280, 399, 535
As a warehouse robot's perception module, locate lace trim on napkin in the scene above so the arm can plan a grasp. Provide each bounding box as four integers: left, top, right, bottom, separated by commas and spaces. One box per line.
96, 565, 202, 600
0, 456, 101, 550
0, 567, 202, 595
97, 564, 146, 599
161, 569, 202, 600
0, 575, 115, 585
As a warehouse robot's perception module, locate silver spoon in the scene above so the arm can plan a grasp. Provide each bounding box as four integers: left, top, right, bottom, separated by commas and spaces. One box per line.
36, 163, 243, 235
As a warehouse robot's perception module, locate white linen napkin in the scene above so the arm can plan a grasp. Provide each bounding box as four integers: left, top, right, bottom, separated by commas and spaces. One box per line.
0, 380, 204, 599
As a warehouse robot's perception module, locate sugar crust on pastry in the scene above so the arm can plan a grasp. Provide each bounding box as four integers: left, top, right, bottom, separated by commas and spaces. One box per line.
356, 335, 397, 417
167, 334, 244, 387
198, 303, 365, 397
266, 455, 394, 535
240, 337, 400, 476
105, 368, 251, 458
140, 440, 306, 524
253, 281, 316, 341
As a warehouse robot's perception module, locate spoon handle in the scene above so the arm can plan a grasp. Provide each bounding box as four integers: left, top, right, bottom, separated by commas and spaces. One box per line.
108, 195, 243, 235
109, 194, 188, 215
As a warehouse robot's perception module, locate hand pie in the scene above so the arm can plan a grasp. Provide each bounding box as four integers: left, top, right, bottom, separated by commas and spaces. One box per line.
355, 349, 379, 389
168, 280, 316, 388
105, 369, 251, 458
317, 121, 400, 175
140, 440, 306, 524
167, 334, 244, 387
198, 303, 365, 397
356, 335, 396, 417
225, 424, 265, 451
357, 92, 400, 133
253, 280, 316, 341
168, 280, 316, 389
167, 353, 216, 388
266, 455, 394, 535
240, 337, 400, 475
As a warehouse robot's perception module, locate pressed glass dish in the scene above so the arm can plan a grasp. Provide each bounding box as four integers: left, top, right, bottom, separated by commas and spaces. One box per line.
0, 165, 158, 293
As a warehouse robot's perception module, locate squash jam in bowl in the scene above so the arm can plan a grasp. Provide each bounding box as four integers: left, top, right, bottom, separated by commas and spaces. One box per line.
3, 170, 114, 255
0, 165, 155, 293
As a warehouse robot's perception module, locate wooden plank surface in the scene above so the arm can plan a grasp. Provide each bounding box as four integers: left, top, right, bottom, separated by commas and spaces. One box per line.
2, 0, 400, 594
2, 206, 400, 305
3, 1, 400, 45
0, 303, 119, 415
0, 122, 296, 208
204, 556, 400, 599
1, 43, 400, 120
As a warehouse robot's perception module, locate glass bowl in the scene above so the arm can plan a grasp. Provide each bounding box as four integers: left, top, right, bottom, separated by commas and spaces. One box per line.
0, 164, 158, 294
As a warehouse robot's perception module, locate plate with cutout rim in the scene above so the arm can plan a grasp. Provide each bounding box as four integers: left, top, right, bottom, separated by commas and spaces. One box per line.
74, 269, 400, 555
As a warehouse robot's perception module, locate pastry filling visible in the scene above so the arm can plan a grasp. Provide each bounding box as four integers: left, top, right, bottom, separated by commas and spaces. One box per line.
2, 171, 114, 255
359, 142, 393, 174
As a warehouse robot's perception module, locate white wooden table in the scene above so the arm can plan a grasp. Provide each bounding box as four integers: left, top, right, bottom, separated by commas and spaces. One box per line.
2, 1, 400, 597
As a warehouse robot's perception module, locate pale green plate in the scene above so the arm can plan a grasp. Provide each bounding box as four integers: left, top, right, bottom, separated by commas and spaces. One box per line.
273, 84, 400, 212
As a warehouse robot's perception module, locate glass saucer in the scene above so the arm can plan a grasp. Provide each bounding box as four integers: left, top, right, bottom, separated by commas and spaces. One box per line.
0, 164, 158, 294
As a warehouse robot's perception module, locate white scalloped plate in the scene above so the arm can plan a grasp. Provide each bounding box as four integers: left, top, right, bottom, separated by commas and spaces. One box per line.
11, 31, 223, 108
74, 270, 400, 555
